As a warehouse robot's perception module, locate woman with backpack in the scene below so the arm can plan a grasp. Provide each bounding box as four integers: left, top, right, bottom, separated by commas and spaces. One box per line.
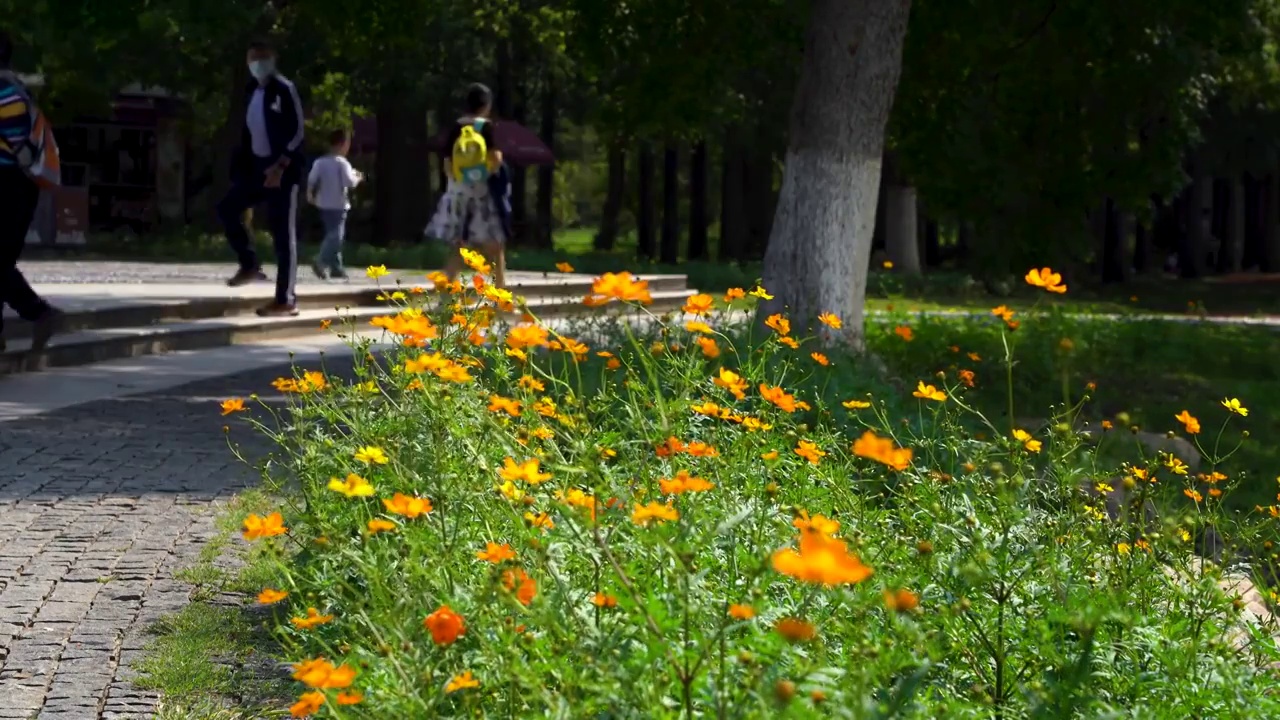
426, 83, 509, 288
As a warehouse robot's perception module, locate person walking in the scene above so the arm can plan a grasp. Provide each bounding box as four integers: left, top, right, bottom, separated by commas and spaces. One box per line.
216, 39, 306, 317
0, 30, 59, 352
307, 128, 362, 280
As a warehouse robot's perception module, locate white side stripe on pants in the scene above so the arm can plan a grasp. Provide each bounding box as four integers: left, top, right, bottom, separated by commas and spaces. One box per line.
287, 183, 298, 302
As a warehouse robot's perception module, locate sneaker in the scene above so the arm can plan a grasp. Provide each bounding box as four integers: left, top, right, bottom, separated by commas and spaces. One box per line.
256, 303, 300, 318
30, 308, 62, 352
311, 260, 328, 280
227, 268, 269, 287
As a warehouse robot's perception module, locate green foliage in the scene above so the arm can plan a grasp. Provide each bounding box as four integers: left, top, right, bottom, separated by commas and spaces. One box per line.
226, 274, 1280, 716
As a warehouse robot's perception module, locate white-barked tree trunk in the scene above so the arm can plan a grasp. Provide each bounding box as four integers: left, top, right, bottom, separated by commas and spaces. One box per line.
759, 0, 913, 348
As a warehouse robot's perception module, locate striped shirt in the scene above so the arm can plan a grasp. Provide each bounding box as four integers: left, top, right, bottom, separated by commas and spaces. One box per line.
0, 75, 32, 166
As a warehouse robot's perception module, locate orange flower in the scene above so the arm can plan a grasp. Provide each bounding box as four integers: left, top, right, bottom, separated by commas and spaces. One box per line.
765, 314, 791, 337
477, 542, 517, 563
883, 588, 920, 612
683, 293, 715, 315
959, 369, 975, 388
290, 691, 324, 717
991, 305, 1015, 322
761, 450, 780, 460
382, 493, 433, 519
584, 271, 653, 305
518, 375, 546, 392
894, 325, 914, 342
1025, 267, 1067, 293
692, 401, 722, 417
367, 519, 397, 534
727, 603, 756, 620
292, 658, 356, 689
794, 440, 826, 465
336, 691, 363, 705
811, 352, 830, 366
818, 312, 842, 329
724, 287, 746, 301
488, 395, 522, 417
242, 512, 287, 541
555, 261, 574, 273
775, 617, 816, 643
591, 592, 619, 608
220, 398, 246, 415
424, 605, 466, 645
506, 323, 551, 350
500, 457, 553, 484
1012, 429, 1042, 453
852, 431, 913, 471
445, 670, 480, 693
779, 336, 800, 349
658, 469, 715, 495
696, 336, 721, 358
655, 436, 687, 457
1184, 488, 1203, 503
631, 501, 679, 526
290, 607, 335, 630
714, 368, 749, 400
759, 384, 799, 413
913, 381, 946, 402
1175, 410, 1201, 435
257, 588, 288, 604
525, 511, 555, 531
686, 441, 719, 457
501, 568, 538, 605
772, 531, 874, 586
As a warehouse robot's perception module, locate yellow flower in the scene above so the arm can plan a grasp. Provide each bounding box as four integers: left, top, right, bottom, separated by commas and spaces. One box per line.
631, 501, 679, 526
913, 381, 946, 402
257, 588, 288, 604
366, 264, 389, 279
446, 670, 480, 694
1221, 398, 1249, 417
843, 399, 871, 410
1012, 429, 1042, 453
555, 261, 574, 273
327, 473, 375, 498
1165, 456, 1189, 476
367, 519, 397, 534
354, 446, 389, 465
749, 286, 773, 300
685, 320, 714, 334
500, 457, 553, 484
713, 368, 749, 400
818, 312, 842, 329
290, 607, 335, 630
518, 375, 546, 392
1116, 542, 1132, 555
761, 450, 780, 461
460, 247, 491, 274
220, 398, 246, 415
1174, 410, 1201, 435
1025, 266, 1067, 293
496, 480, 525, 502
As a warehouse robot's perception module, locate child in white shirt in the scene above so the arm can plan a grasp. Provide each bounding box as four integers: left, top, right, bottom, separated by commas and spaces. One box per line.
307, 128, 362, 279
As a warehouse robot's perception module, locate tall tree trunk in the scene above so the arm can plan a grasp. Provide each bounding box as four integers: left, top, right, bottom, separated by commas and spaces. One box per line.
637, 143, 656, 260
1221, 176, 1245, 274
688, 140, 709, 260
1100, 198, 1128, 282
1181, 170, 1209, 279
883, 151, 921, 274
720, 129, 746, 262
595, 141, 626, 251
1133, 205, 1153, 275
660, 144, 680, 264
759, 0, 912, 345
1242, 174, 1262, 270
375, 95, 430, 245
1264, 173, 1280, 272
922, 211, 940, 267
535, 73, 557, 249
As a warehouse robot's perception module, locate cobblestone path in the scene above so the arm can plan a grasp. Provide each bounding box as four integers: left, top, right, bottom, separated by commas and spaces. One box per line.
0, 364, 310, 719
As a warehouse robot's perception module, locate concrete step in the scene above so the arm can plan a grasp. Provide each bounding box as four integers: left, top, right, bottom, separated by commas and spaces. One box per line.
1, 273, 690, 341
0, 289, 697, 376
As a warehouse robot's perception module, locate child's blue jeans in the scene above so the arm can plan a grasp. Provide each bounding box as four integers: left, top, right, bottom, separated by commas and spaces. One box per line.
316, 209, 347, 272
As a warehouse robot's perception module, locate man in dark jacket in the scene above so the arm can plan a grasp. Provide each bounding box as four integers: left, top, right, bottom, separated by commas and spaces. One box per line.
216, 39, 306, 316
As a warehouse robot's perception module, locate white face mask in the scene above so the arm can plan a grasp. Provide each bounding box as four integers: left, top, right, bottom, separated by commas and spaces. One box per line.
248, 59, 275, 81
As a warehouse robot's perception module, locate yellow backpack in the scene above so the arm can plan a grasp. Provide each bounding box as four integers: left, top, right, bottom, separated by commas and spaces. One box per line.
451, 120, 489, 185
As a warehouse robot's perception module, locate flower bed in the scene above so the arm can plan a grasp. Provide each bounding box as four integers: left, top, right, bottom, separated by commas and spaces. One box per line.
225, 257, 1280, 717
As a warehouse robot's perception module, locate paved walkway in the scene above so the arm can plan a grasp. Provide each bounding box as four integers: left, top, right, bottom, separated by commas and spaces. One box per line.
0, 351, 348, 718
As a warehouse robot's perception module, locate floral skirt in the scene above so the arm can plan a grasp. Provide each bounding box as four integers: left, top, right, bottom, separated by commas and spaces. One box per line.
425, 184, 506, 247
